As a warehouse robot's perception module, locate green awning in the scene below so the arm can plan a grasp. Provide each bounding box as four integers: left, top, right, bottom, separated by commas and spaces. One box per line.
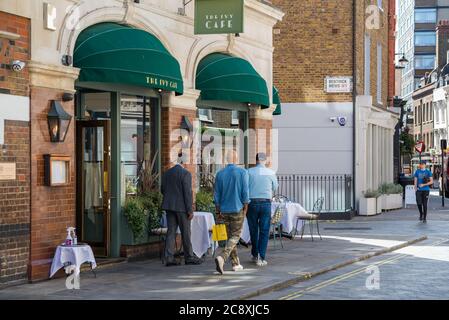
196, 53, 270, 107
273, 86, 282, 115
74, 22, 183, 94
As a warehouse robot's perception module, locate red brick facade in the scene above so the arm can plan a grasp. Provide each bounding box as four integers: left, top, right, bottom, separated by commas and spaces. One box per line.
29, 88, 76, 281
0, 11, 30, 285
248, 117, 273, 167
161, 105, 197, 186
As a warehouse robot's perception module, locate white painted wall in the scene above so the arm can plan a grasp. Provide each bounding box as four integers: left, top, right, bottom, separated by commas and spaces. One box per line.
273, 102, 353, 175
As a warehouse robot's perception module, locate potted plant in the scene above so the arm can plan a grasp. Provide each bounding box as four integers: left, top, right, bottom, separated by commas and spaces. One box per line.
123, 197, 147, 242
359, 189, 380, 216
379, 183, 403, 211
195, 189, 215, 216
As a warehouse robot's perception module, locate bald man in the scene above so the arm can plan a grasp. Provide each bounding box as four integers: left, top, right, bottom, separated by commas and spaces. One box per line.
214, 150, 249, 274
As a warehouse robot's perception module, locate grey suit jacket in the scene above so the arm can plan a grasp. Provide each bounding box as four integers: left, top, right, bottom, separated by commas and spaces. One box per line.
161, 164, 193, 214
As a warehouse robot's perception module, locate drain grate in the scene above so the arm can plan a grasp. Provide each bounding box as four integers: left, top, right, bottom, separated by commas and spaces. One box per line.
323, 227, 372, 230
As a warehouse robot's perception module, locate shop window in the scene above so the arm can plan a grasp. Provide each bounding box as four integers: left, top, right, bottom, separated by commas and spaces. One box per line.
198, 108, 213, 122
120, 95, 158, 200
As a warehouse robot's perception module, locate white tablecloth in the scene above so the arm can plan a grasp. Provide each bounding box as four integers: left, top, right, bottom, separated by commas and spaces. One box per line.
161, 211, 215, 258
240, 202, 313, 243
191, 211, 215, 258
50, 244, 97, 278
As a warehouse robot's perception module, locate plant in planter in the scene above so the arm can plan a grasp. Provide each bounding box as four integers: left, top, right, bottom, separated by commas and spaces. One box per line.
140, 191, 163, 232
359, 189, 380, 216
123, 197, 147, 242
123, 151, 163, 243
379, 183, 403, 211
196, 189, 215, 217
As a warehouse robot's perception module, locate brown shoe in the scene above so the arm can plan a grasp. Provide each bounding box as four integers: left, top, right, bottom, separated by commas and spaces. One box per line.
215, 256, 224, 275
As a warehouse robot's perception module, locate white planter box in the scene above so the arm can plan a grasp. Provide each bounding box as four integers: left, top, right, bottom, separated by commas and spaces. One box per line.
359, 198, 377, 216
376, 197, 382, 214
381, 194, 403, 211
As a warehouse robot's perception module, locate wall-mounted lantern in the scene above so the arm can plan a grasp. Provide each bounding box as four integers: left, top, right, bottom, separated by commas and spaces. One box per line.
180, 116, 193, 148
47, 100, 72, 143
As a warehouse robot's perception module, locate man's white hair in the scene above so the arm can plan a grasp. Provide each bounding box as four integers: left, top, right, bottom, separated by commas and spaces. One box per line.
225, 149, 238, 164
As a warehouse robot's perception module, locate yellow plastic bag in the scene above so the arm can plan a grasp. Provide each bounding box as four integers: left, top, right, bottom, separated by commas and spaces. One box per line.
212, 224, 228, 241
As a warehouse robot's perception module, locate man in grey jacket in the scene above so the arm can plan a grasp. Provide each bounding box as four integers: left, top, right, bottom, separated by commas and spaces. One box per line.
161, 153, 202, 266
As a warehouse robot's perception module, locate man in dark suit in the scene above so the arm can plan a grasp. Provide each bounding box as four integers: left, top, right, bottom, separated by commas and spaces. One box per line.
161, 153, 202, 266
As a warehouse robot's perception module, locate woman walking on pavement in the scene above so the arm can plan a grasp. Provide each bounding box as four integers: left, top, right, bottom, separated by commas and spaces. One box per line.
414, 161, 433, 223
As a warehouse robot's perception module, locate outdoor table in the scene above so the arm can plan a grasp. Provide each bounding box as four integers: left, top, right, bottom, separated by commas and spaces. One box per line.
49, 244, 97, 278
191, 211, 215, 258
161, 211, 216, 258
240, 201, 313, 243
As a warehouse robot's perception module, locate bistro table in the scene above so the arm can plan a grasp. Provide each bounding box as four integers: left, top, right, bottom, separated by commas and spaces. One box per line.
240, 201, 314, 243
49, 244, 97, 278
161, 211, 216, 258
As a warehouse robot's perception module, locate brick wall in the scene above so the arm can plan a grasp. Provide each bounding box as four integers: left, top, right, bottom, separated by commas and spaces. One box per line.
0, 121, 30, 285
272, 0, 390, 107
160, 106, 197, 192
272, 0, 354, 103
0, 11, 30, 285
0, 11, 30, 96
248, 117, 272, 167
29, 88, 76, 281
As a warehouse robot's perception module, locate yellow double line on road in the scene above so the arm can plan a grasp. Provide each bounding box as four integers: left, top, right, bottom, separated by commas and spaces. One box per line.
279, 238, 448, 300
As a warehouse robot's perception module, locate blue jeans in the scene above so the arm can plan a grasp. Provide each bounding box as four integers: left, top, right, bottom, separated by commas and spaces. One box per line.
247, 200, 271, 260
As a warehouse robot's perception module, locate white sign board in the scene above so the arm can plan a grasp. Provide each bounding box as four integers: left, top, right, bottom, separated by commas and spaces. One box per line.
324, 77, 353, 93
404, 185, 416, 208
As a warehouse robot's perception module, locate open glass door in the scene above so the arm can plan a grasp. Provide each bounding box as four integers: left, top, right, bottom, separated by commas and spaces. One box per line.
76, 120, 111, 257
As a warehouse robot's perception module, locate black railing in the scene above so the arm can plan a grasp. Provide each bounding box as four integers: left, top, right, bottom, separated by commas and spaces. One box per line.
277, 174, 353, 213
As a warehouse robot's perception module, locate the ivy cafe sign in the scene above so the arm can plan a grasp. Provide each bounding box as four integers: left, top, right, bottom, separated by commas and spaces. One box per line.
194, 0, 244, 35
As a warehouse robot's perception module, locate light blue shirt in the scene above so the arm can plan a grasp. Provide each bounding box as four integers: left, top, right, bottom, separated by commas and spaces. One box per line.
214, 164, 249, 214
248, 164, 278, 200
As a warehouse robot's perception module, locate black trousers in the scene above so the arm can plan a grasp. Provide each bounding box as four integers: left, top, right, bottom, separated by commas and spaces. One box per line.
416, 191, 430, 219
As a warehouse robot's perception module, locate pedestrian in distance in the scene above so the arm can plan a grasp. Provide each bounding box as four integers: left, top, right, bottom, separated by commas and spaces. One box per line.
414, 161, 433, 223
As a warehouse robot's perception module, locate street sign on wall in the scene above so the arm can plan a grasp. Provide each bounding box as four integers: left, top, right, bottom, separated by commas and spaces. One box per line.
194, 0, 244, 35
324, 76, 353, 93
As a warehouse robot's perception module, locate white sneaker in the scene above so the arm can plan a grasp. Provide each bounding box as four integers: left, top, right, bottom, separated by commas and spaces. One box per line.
256, 259, 268, 267
232, 264, 244, 271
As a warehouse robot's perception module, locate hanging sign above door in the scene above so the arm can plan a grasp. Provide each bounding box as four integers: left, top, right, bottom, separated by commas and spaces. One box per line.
194, 0, 244, 35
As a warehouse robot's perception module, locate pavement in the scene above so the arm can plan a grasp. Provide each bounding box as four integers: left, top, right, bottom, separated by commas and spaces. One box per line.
0, 194, 447, 300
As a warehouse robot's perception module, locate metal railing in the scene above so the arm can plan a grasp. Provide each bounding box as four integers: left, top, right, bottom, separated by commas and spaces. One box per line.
277, 174, 353, 213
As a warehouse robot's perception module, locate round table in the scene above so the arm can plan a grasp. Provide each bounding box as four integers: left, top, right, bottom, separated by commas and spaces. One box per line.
161, 211, 216, 258
50, 244, 97, 278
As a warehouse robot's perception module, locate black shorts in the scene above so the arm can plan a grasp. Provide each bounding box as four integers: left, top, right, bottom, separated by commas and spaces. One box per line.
416, 190, 430, 206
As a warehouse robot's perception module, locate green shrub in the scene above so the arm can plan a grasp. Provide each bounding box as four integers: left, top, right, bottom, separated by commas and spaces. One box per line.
140, 191, 163, 231
123, 197, 147, 241
379, 183, 403, 195
196, 190, 215, 214
363, 189, 380, 198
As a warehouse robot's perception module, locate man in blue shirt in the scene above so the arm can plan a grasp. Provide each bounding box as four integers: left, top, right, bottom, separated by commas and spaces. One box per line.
214, 150, 249, 274
247, 153, 278, 267
414, 161, 433, 223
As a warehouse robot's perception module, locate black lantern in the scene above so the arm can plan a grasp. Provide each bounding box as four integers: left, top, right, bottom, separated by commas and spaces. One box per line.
47, 100, 72, 142
180, 116, 193, 148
